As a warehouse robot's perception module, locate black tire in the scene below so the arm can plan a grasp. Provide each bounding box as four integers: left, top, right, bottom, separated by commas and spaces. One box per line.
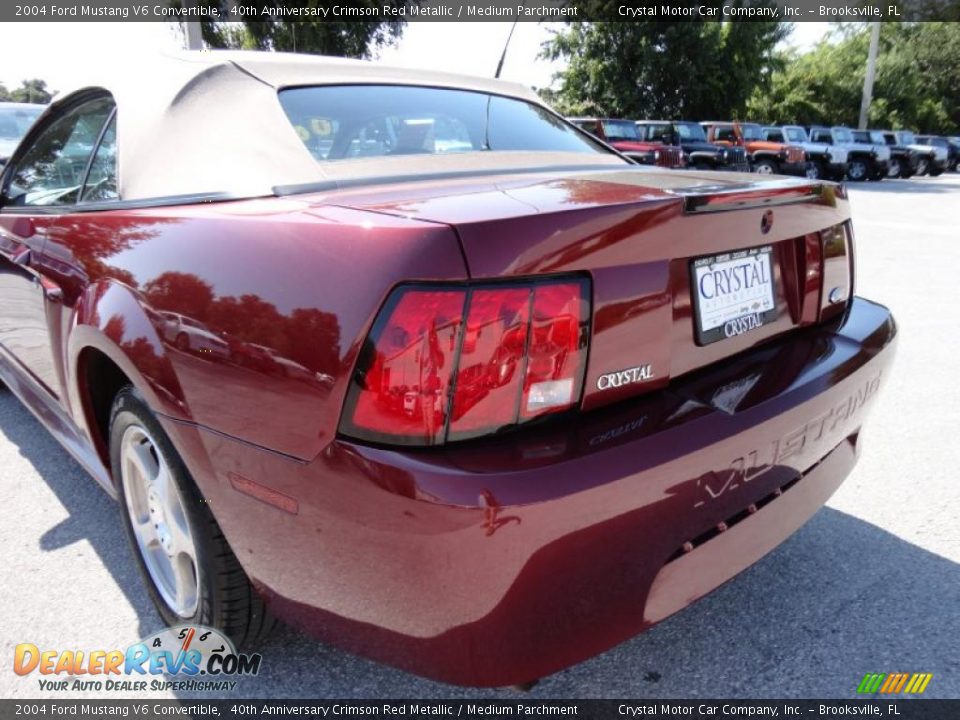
110, 387, 274, 648
805, 161, 823, 180
175, 333, 190, 352
753, 158, 778, 175
847, 157, 870, 181
929, 166, 944, 177
887, 158, 902, 179
915, 157, 930, 176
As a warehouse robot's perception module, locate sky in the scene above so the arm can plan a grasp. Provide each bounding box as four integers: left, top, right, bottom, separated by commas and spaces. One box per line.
0, 21, 832, 95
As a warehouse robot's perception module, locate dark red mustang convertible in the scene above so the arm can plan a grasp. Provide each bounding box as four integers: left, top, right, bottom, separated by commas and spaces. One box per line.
0, 52, 896, 687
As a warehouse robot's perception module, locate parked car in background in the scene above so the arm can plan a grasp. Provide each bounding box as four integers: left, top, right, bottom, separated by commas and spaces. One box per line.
762, 125, 847, 181
0, 102, 45, 167
948, 138, 960, 170
889, 130, 947, 176
157, 311, 230, 358
876, 130, 919, 179
916, 135, 958, 173
808, 126, 889, 182
0, 51, 897, 688
635, 120, 749, 172
849, 130, 900, 181
701, 121, 807, 176
569, 117, 685, 168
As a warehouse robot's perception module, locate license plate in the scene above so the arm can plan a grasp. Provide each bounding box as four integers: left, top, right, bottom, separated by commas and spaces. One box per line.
690, 246, 777, 345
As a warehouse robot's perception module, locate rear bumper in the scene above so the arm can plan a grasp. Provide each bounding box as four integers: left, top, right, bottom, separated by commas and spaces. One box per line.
167, 298, 896, 686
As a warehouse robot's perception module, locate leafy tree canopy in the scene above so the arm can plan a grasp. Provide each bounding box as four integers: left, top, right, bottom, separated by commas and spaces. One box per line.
747, 22, 960, 133
0, 79, 54, 104
541, 11, 790, 120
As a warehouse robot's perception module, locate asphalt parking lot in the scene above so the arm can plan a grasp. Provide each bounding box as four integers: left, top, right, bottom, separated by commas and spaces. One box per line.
2, 174, 959, 701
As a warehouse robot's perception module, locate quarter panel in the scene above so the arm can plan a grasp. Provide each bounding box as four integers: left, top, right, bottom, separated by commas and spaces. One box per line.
51, 201, 468, 460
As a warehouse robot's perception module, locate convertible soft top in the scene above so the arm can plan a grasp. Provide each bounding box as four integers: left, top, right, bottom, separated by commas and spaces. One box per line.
48, 51, 623, 202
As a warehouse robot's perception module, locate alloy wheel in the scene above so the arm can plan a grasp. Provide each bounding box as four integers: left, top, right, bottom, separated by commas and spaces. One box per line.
121, 425, 199, 618
887, 159, 901, 178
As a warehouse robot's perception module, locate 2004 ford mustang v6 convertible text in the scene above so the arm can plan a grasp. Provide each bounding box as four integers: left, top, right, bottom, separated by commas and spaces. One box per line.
0, 52, 896, 686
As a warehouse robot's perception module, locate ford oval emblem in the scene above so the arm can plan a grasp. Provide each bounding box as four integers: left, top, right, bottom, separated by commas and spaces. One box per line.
761, 210, 774, 234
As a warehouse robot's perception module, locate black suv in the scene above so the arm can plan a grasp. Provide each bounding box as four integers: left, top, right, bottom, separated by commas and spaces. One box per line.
917, 135, 958, 172
635, 120, 750, 172
851, 130, 914, 179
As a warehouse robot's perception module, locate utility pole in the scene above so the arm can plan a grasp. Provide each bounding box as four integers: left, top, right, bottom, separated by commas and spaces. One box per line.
859, 21, 881, 129
184, 22, 203, 50
183, 0, 203, 50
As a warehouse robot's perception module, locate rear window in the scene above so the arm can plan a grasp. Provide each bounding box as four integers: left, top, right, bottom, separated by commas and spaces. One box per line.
675, 122, 706, 141
834, 128, 854, 143
601, 120, 641, 142
643, 123, 674, 143
278, 85, 607, 162
785, 127, 808, 143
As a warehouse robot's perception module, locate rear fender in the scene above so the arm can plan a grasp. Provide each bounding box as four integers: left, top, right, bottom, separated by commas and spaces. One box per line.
67, 279, 189, 447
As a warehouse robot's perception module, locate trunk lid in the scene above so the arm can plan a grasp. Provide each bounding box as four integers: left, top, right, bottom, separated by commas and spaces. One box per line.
321, 168, 847, 413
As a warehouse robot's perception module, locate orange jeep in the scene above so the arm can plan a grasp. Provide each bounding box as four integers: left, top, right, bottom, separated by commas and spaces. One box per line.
701, 121, 809, 176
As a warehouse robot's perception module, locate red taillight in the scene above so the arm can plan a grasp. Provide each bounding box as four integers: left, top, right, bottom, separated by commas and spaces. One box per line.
521, 283, 588, 420
340, 278, 591, 446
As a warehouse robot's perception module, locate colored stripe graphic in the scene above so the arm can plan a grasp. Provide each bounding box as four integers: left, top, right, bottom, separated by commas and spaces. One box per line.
858, 672, 932, 694
879, 674, 898, 693
858, 673, 885, 694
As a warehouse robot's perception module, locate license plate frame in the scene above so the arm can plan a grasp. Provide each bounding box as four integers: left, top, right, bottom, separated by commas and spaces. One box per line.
690, 245, 778, 346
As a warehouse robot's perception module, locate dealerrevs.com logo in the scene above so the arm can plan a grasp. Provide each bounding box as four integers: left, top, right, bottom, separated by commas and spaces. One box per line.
14, 626, 262, 693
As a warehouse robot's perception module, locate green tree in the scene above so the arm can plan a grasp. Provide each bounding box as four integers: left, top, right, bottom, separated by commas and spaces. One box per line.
542, 12, 790, 120
8, 79, 53, 104
0, 84, 9, 102
182, 1, 408, 58
747, 23, 960, 133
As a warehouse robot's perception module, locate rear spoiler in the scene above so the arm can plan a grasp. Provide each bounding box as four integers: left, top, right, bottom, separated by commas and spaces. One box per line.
670, 179, 841, 214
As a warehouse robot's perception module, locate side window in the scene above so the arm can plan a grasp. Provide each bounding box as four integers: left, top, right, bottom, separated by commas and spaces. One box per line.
765, 129, 784, 143
648, 124, 672, 143
5, 96, 114, 207
715, 127, 736, 142
80, 114, 117, 203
